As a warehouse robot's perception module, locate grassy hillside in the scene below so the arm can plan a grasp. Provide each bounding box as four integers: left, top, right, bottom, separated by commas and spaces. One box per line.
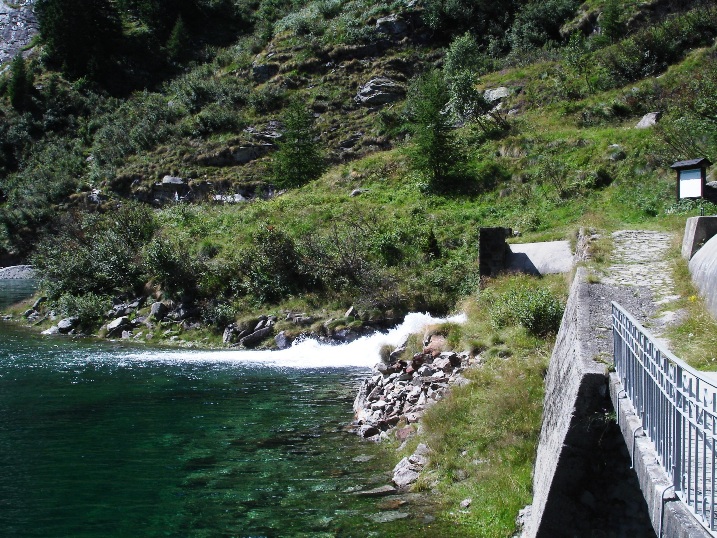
3, 1, 717, 535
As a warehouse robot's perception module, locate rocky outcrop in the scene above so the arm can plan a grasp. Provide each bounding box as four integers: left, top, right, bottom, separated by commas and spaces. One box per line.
375, 14, 408, 37
353, 346, 471, 442
483, 87, 511, 103
355, 77, 405, 106
635, 111, 661, 129
196, 144, 274, 167
392, 443, 430, 489
0, 1, 37, 66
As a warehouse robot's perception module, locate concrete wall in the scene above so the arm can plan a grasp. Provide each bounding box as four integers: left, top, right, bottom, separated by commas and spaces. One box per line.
689, 233, 717, 319
524, 268, 613, 537
682, 216, 717, 260
526, 267, 712, 537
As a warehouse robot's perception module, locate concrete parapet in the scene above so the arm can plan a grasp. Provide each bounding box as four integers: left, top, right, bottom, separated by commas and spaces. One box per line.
682, 216, 717, 260
689, 234, 717, 319
524, 268, 611, 537
610, 374, 712, 538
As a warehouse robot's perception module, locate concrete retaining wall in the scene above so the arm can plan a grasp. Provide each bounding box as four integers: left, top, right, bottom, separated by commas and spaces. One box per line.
689, 233, 717, 319
524, 268, 612, 537
682, 216, 717, 261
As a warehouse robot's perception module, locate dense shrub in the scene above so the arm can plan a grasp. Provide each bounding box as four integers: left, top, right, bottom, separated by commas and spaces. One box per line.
598, 7, 717, 87
489, 284, 565, 336
240, 225, 314, 304
142, 234, 202, 298
57, 293, 110, 328
508, 0, 580, 53
32, 203, 156, 299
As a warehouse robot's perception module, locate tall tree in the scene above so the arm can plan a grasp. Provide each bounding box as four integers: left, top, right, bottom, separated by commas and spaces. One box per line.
36, 0, 123, 79
272, 100, 325, 188
7, 55, 32, 111
405, 70, 462, 191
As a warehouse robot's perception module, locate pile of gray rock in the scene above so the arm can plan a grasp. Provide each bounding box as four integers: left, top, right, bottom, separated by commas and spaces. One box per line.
353, 346, 471, 441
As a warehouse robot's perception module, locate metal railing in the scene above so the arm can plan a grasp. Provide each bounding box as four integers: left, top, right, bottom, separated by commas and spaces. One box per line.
613, 301, 717, 534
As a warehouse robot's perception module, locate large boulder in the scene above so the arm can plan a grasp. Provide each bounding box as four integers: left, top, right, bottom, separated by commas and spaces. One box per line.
392, 457, 421, 489
107, 316, 131, 335
375, 14, 408, 36
355, 77, 405, 106
484, 87, 510, 103
274, 331, 293, 350
239, 326, 273, 348
635, 111, 661, 129
149, 301, 168, 321
57, 317, 79, 334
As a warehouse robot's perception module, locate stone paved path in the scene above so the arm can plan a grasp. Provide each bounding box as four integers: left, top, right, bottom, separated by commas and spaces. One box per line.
601, 230, 682, 336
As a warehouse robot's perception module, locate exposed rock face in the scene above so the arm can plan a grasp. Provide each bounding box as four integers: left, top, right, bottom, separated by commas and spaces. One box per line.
484, 87, 510, 103
355, 77, 405, 106
196, 144, 274, 167
0, 1, 37, 66
252, 63, 280, 83
635, 111, 661, 129
375, 14, 408, 37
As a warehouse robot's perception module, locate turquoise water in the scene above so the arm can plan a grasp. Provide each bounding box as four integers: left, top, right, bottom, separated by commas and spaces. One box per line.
0, 282, 443, 537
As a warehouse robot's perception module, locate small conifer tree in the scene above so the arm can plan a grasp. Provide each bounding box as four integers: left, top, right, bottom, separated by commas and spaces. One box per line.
7, 55, 31, 111
166, 16, 190, 61
272, 100, 325, 188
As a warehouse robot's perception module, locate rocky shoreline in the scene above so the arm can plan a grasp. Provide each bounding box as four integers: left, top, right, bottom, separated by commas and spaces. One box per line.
352, 333, 473, 490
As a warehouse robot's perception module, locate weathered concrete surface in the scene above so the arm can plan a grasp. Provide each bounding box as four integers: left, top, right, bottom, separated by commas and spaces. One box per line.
682, 216, 717, 260
507, 240, 574, 275
0, 265, 34, 279
610, 376, 712, 538
0, 1, 37, 66
524, 268, 655, 537
688, 234, 717, 319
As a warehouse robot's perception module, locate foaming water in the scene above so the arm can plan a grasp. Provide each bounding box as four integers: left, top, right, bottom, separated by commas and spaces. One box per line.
124, 312, 467, 369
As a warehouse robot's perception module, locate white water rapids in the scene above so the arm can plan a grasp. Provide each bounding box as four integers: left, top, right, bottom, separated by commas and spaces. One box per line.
125, 312, 467, 369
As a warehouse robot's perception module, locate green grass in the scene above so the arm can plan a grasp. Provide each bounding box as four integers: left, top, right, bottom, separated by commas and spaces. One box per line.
387, 274, 564, 537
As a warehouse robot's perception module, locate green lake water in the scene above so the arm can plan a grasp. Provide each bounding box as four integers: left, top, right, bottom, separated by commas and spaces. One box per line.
0, 281, 447, 537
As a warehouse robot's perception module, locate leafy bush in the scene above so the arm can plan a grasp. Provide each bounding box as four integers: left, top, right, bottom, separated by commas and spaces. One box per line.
32, 203, 156, 299
598, 7, 717, 87
240, 225, 313, 304
142, 234, 202, 298
201, 302, 238, 328
57, 293, 110, 328
508, 0, 580, 53
489, 284, 565, 336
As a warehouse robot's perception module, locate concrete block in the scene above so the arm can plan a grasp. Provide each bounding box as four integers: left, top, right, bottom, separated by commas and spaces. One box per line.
688, 233, 717, 319
682, 216, 717, 260
507, 241, 574, 275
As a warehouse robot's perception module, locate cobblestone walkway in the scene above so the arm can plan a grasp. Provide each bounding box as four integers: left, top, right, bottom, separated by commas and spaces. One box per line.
601, 230, 681, 336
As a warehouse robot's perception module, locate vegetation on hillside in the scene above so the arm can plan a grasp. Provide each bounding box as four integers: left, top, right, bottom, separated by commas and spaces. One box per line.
1, 0, 716, 333
3, 1, 717, 534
